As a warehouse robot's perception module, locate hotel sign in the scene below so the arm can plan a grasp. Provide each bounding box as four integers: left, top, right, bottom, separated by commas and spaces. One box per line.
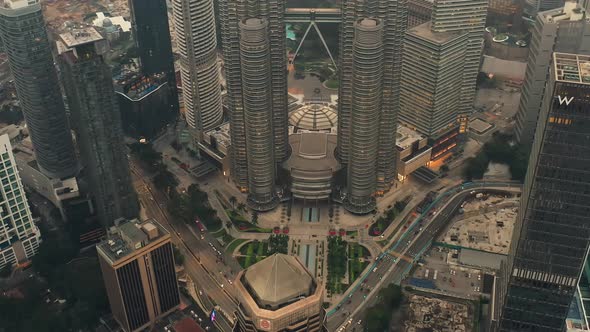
557, 95, 574, 106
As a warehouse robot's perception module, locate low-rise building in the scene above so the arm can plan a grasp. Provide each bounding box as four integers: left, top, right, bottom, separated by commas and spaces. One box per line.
396, 125, 432, 180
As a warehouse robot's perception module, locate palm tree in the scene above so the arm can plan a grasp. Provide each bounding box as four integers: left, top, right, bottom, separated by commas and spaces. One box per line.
237, 202, 246, 212
251, 211, 259, 225
229, 195, 237, 209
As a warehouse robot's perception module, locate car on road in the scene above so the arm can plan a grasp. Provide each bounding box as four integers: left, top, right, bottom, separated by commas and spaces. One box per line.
357, 320, 362, 325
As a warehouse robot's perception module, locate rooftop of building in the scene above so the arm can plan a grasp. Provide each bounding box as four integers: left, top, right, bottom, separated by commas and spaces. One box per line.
59, 27, 104, 48
92, 12, 131, 33
541, 0, 586, 23
115, 72, 167, 101
408, 22, 467, 44
241, 254, 316, 310
396, 125, 426, 150
554, 52, 590, 84
97, 218, 169, 265
204, 122, 231, 150
283, 132, 339, 173
1, 0, 38, 10
289, 102, 337, 131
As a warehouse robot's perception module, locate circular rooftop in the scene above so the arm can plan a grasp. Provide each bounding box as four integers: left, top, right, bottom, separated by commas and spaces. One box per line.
289, 103, 337, 131
242, 254, 315, 310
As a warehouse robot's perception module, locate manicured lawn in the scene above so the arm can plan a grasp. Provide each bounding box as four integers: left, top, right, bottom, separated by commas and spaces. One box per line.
227, 209, 272, 233
226, 238, 248, 254
325, 79, 339, 89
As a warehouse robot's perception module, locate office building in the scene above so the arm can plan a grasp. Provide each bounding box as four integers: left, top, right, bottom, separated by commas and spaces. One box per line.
219, 0, 289, 191
431, 0, 487, 132
338, 0, 407, 195
525, 0, 566, 15
0, 0, 78, 180
514, 0, 590, 146
0, 134, 40, 269
128, 0, 179, 115
494, 53, 590, 331
57, 28, 139, 226
344, 18, 385, 214
97, 218, 180, 332
233, 254, 326, 331
115, 72, 173, 139
408, 0, 433, 28
172, 0, 222, 142
400, 22, 468, 160
239, 18, 278, 211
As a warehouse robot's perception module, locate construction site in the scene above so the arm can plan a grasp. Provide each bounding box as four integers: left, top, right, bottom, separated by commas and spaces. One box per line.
404, 293, 474, 332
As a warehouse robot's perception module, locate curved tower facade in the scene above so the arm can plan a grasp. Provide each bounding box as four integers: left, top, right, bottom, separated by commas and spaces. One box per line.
239, 18, 278, 211
173, 0, 222, 132
0, 0, 78, 179
345, 18, 384, 214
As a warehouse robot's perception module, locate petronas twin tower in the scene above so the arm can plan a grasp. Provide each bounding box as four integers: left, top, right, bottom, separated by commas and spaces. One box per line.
177, 0, 407, 213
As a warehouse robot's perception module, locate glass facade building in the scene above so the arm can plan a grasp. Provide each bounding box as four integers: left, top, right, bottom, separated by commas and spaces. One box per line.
495, 52, 590, 331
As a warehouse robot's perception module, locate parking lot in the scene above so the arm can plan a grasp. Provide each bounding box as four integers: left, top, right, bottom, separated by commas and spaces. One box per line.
412, 248, 485, 299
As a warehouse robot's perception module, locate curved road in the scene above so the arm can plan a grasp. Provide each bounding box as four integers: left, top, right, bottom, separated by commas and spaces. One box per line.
327, 181, 521, 331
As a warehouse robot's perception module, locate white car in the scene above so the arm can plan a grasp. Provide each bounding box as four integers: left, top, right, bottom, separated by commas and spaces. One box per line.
357, 320, 363, 325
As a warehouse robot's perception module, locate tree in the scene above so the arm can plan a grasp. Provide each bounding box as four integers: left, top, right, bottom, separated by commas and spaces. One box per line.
229, 196, 237, 209
173, 245, 185, 265
237, 202, 246, 212
153, 168, 178, 191
251, 211, 259, 225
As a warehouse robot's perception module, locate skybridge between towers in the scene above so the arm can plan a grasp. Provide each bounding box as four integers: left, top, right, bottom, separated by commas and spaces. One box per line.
285, 8, 342, 69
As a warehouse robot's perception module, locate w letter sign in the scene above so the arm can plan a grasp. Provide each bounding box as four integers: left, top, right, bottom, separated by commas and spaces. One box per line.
557, 95, 574, 106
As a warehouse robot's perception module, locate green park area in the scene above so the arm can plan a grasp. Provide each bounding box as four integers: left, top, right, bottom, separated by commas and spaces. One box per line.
327, 237, 371, 295
463, 132, 529, 182
236, 234, 290, 268
369, 198, 411, 236
348, 243, 370, 282
364, 284, 404, 332
167, 184, 222, 232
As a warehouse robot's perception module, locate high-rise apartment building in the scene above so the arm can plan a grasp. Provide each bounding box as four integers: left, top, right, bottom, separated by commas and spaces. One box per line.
219, 0, 289, 191
431, 0, 487, 132
239, 18, 278, 211
97, 218, 180, 332
345, 18, 384, 214
129, 0, 179, 115
0, 0, 78, 180
57, 28, 139, 226
494, 52, 590, 331
514, 0, 590, 146
172, 0, 222, 138
0, 134, 40, 269
233, 254, 326, 331
338, 0, 407, 201
399, 22, 468, 160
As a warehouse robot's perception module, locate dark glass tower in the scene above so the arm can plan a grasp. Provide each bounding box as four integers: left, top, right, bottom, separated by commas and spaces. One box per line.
0, 0, 78, 179
128, 0, 179, 115
495, 52, 590, 331
57, 28, 139, 226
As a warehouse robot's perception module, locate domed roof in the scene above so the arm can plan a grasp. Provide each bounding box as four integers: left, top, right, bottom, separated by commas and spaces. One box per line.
103, 18, 113, 27
243, 254, 315, 310
289, 103, 337, 131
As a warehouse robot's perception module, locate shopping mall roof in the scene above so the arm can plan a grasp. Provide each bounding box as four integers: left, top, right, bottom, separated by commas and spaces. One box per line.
289, 103, 337, 131
243, 254, 315, 310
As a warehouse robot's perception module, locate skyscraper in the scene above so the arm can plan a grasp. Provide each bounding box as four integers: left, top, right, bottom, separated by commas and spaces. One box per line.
219, 0, 289, 191
430, 0, 487, 132
172, 0, 222, 139
514, 0, 590, 146
494, 52, 590, 331
57, 28, 139, 226
399, 22, 468, 160
338, 0, 407, 196
0, 134, 40, 269
0, 0, 78, 179
128, 0, 180, 115
97, 218, 180, 332
239, 18, 278, 211
345, 18, 384, 214
525, 0, 566, 15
